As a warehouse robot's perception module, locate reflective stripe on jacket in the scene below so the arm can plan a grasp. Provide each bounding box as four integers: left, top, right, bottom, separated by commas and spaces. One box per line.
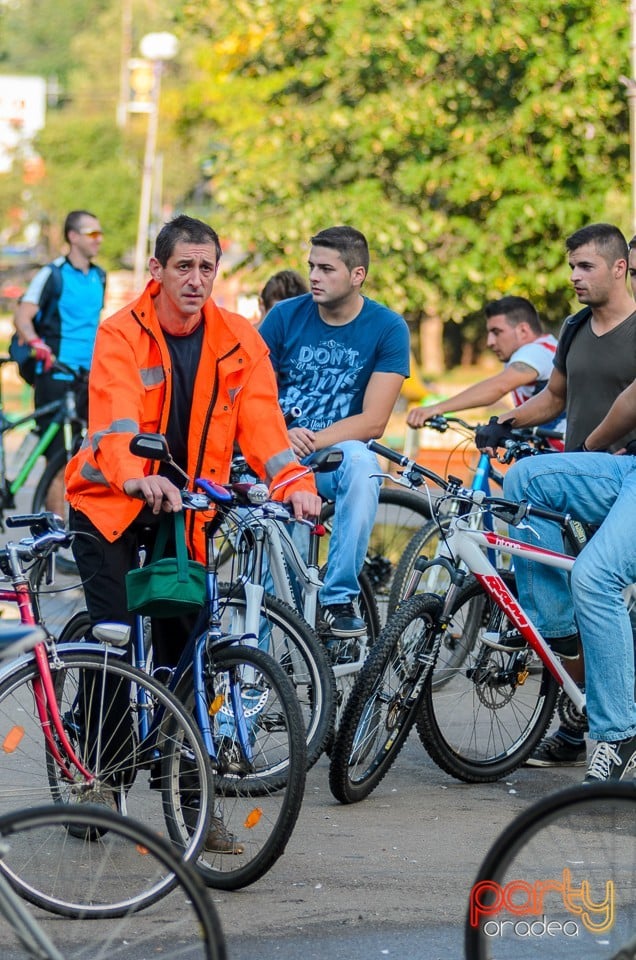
65, 280, 315, 560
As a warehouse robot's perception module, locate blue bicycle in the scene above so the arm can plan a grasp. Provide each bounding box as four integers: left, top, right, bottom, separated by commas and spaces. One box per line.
61, 433, 308, 891
386, 414, 563, 611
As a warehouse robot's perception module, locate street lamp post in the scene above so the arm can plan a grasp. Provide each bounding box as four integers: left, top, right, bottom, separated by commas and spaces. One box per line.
133, 32, 178, 291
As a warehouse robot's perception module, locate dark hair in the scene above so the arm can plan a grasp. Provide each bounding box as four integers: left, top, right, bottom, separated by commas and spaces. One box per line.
154, 215, 222, 267
566, 223, 628, 268
484, 296, 542, 335
260, 270, 308, 312
629, 235, 636, 250
309, 225, 370, 273
64, 210, 99, 243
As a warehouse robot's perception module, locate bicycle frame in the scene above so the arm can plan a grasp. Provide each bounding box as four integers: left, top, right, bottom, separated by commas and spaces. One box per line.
0, 531, 96, 784
422, 514, 585, 713
125, 505, 261, 767
233, 510, 371, 681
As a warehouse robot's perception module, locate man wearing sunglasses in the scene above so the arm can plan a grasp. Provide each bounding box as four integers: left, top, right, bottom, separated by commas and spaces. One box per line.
13, 210, 106, 510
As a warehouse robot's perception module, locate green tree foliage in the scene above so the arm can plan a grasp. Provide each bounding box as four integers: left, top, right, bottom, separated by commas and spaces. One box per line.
0, 0, 112, 87
0, 0, 177, 268
173, 0, 631, 369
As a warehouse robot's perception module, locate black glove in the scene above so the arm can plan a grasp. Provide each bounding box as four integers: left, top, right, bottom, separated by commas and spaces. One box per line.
475, 416, 516, 451
624, 439, 636, 456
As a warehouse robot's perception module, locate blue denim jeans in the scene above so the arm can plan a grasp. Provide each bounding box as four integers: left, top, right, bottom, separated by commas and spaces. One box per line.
503, 453, 636, 742
303, 440, 382, 606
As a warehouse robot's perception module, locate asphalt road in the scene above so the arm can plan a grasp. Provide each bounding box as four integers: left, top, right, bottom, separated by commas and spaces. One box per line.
217, 732, 582, 960
0, 472, 585, 960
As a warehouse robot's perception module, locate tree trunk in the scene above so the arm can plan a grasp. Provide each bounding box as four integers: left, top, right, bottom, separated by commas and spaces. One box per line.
418, 313, 444, 376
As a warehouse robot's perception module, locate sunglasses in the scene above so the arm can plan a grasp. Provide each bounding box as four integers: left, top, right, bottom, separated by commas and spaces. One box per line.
78, 229, 103, 238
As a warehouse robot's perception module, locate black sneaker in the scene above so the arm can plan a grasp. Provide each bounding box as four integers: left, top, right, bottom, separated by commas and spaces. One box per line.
524, 732, 587, 767
320, 602, 366, 638
583, 736, 636, 783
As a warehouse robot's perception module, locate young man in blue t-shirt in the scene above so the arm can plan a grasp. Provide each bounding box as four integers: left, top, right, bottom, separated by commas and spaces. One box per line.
260, 225, 410, 637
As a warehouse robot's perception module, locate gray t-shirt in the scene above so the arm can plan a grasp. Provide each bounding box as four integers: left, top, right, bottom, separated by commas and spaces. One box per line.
553, 309, 636, 451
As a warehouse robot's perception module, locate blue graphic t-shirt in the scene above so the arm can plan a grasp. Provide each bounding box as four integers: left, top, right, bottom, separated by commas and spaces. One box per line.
260, 294, 410, 431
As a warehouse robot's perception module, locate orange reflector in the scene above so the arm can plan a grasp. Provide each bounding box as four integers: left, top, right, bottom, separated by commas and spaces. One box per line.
208, 695, 224, 716
244, 808, 263, 829
136, 844, 149, 856
3, 726, 25, 754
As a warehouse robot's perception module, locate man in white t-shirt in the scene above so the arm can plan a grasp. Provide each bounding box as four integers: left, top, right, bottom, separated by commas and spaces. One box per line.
407, 295, 566, 435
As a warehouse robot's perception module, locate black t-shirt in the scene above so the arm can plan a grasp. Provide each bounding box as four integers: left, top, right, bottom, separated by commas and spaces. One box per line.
160, 322, 204, 484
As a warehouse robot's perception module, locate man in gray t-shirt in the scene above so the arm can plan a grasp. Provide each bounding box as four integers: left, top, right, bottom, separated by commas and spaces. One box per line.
477, 223, 636, 772
553, 306, 636, 451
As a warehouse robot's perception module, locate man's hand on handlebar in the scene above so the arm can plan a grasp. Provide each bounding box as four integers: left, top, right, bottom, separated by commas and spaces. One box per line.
406, 404, 446, 429
123, 475, 183, 514
285, 489, 323, 521
475, 415, 516, 455
30, 337, 55, 373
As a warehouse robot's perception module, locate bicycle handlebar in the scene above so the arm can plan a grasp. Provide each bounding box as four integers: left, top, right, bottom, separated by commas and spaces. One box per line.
367, 439, 449, 490
424, 414, 563, 446
0, 518, 73, 568
367, 439, 572, 529
49, 360, 88, 383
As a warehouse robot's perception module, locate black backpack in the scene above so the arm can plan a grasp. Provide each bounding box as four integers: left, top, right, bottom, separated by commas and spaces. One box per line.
556, 306, 592, 369
9, 261, 64, 386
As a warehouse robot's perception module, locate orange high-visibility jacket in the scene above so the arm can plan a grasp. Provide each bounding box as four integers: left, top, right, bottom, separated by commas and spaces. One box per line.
65, 280, 316, 561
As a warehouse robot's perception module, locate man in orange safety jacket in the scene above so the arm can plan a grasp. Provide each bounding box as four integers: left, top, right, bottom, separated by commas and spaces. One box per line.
65, 215, 320, 853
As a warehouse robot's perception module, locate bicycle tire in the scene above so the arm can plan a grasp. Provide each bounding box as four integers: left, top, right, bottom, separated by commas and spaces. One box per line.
416, 576, 558, 782
321, 566, 383, 741
319, 485, 432, 626
329, 593, 442, 804
0, 803, 226, 958
56, 609, 91, 642
0, 648, 212, 896
31, 447, 78, 575
217, 587, 336, 770
174, 644, 307, 890
465, 782, 636, 959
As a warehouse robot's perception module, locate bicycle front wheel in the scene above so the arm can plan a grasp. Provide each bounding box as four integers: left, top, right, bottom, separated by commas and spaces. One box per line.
416, 576, 558, 782
388, 518, 452, 611
0, 804, 226, 958
175, 644, 307, 890
0, 647, 212, 901
329, 594, 442, 804
465, 782, 636, 959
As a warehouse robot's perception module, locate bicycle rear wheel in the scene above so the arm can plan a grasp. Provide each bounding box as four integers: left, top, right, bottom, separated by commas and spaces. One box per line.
217, 588, 336, 769
465, 782, 636, 959
319, 485, 432, 626
329, 594, 442, 804
175, 644, 307, 890
416, 576, 558, 782
0, 648, 211, 882
0, 804, 226, 957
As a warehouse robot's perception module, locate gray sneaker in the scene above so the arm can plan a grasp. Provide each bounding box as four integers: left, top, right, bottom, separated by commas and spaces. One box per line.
583, 736, 636, 783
